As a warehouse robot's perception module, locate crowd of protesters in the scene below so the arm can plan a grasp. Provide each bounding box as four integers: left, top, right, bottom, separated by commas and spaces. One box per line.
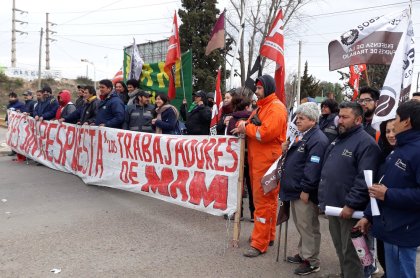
5, 74, 420, 278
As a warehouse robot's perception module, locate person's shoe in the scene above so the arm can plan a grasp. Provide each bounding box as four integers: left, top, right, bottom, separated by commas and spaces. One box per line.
243, 247, 262, 257
269, 240, 274, 246
294, 261, 320, 275
287, 254, 304, 264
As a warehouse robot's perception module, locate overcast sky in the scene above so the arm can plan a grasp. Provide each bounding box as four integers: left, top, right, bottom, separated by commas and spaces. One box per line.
0, 0, 419, 89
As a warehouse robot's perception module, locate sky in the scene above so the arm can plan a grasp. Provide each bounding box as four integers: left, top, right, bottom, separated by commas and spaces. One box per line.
0, 0, 419, 90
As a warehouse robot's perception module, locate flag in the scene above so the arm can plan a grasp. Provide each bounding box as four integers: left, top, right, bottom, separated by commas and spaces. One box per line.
328, 9, 415, 129
244, 55, 262, 92
260, 10, 286, 104
112, 68, 123, 84
205, 10, 225, 56
348, 64, 366, 100
372, 11, 414, 129
129, 39, 144, 80
210, 67, 223, 135
139, 51, 192, 111
164, 11, 182, 99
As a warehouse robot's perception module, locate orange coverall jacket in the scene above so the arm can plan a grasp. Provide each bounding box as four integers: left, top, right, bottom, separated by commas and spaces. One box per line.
245, 93, 287, 252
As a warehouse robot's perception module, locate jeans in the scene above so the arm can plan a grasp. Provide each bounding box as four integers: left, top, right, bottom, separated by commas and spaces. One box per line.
384, 242, 417, 278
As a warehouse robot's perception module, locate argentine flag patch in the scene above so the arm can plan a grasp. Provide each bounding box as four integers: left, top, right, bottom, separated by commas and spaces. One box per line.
310, 155, 320, 163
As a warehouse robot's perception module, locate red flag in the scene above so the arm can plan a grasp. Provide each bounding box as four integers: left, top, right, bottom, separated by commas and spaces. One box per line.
210, 67, 223, 135
165, 12, 181, 99
112, 68, 123, 84
260, 10, 285, 104
349, 64, 366, 100
205, 11, 225, 56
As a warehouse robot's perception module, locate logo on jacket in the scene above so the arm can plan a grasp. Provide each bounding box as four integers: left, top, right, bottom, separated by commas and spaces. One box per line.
310, 155, 320, 163
342, 149, 352, 158
395, 159, 407, 171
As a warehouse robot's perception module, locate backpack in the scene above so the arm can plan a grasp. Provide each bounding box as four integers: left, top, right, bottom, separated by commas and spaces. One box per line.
174, 120, 187, 135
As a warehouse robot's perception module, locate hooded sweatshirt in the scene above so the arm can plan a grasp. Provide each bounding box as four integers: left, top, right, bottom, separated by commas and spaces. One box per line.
56, 90, 76, 119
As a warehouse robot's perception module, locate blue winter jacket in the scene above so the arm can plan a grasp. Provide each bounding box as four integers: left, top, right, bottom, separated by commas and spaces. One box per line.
95, 92, 125, 128
154, 106, 178, 134
7, 101, 26, 112
6, 101, 26, 122
365, 129, 420, 247
318, 125, 382, 211
33, 96, 59, 120
280, 125, 329, 204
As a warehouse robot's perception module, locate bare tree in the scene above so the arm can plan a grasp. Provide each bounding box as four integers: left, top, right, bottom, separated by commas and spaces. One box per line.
226, 0, 312, 88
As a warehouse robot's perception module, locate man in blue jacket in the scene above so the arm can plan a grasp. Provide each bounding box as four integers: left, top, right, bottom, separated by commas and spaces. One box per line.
95, 79, 125, 128
318, 101, 381, 278
280, 102, 329, 276
33, 85, 59, 121
356, 100, 420, 278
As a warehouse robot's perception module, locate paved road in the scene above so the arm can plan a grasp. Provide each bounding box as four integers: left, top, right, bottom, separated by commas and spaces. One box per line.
0, 127, 417, 277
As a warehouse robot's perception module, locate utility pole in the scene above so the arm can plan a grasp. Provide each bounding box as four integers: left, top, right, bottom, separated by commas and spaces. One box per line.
296, 41, 302, 107
11, 0, 28, 67
38, 28, 44, 89
45, 12, 57, 70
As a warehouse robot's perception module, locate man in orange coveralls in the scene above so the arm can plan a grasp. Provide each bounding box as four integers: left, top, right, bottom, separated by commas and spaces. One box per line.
233, 74, 287, 257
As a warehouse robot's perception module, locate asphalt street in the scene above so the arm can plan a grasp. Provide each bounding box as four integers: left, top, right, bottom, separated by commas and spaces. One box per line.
0, 127, 417, 277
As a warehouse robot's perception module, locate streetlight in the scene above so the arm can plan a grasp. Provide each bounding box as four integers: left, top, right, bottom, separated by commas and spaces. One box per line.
81, 58, 96, 90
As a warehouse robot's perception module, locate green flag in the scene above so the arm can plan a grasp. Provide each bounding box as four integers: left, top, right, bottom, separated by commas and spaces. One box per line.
139, 50, 192, 110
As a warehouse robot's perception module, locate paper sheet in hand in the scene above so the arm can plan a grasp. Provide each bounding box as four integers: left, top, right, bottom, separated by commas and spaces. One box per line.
364, 170, 380, 216
325, 206, 363, 219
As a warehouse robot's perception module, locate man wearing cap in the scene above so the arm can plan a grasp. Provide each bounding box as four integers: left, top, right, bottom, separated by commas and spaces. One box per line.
123, 90, 154, 132
75, 85, 86, 109
22, 91, 36, 116
33, 85, 59, 121
184, 90, 212, 135
233, 75, 288, 257
95, 79, 125, 128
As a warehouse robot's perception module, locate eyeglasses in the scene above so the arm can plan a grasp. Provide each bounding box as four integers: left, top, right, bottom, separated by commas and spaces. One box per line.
357, 98, 374, 104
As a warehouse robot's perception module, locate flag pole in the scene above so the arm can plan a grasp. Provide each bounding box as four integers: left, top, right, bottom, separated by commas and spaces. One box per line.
223, 8, 227, 92
179, 52, 186, 100
229, 1, 245, 89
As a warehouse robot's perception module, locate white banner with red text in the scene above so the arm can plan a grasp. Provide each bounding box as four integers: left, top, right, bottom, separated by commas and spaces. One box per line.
6, 111, 240, 216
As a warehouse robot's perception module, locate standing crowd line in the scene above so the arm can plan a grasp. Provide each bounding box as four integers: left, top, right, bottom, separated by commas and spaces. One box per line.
5, 75, 420, 278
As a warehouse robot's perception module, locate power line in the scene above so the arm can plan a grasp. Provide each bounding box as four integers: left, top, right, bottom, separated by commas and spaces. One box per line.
58, 31, 170, 37
55, 36, 122, 50
57, 17, 170, 26
59, 0, 126, 25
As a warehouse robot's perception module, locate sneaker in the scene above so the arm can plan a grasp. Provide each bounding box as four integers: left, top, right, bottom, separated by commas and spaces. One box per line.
294, 261, 320, 275
243, 247, 262, 257
287, 254, 304, 264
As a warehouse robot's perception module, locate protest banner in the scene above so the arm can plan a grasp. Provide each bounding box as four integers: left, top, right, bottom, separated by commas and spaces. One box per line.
6, 111, 241, 217
328, 9, 415, 128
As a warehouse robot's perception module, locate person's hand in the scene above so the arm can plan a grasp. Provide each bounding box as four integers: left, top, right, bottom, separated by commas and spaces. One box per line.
89, 123, 96, 126
232, 121, 246, 135
23, 112, 29, 116
339, 205, 354, 219
354, 217, 371, 234
99, 124, 105, 127
182, 99, 187, 105
300, 192, 309, 204
198, 100, 204, 106
34, 115, 39, 121
151, 119, 157, 125
224, 116, 232, 126
58, 118, 65, 123
39, 117, 44, 122
282, 139, 290, 153
369, 183, 388, 201
82, 122, 88, 126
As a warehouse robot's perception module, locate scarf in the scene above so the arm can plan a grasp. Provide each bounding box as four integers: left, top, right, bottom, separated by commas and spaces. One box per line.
155, 104, 179, 134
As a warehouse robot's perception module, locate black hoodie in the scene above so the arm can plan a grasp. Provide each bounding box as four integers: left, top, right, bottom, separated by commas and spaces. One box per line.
255, 75, 276, 97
